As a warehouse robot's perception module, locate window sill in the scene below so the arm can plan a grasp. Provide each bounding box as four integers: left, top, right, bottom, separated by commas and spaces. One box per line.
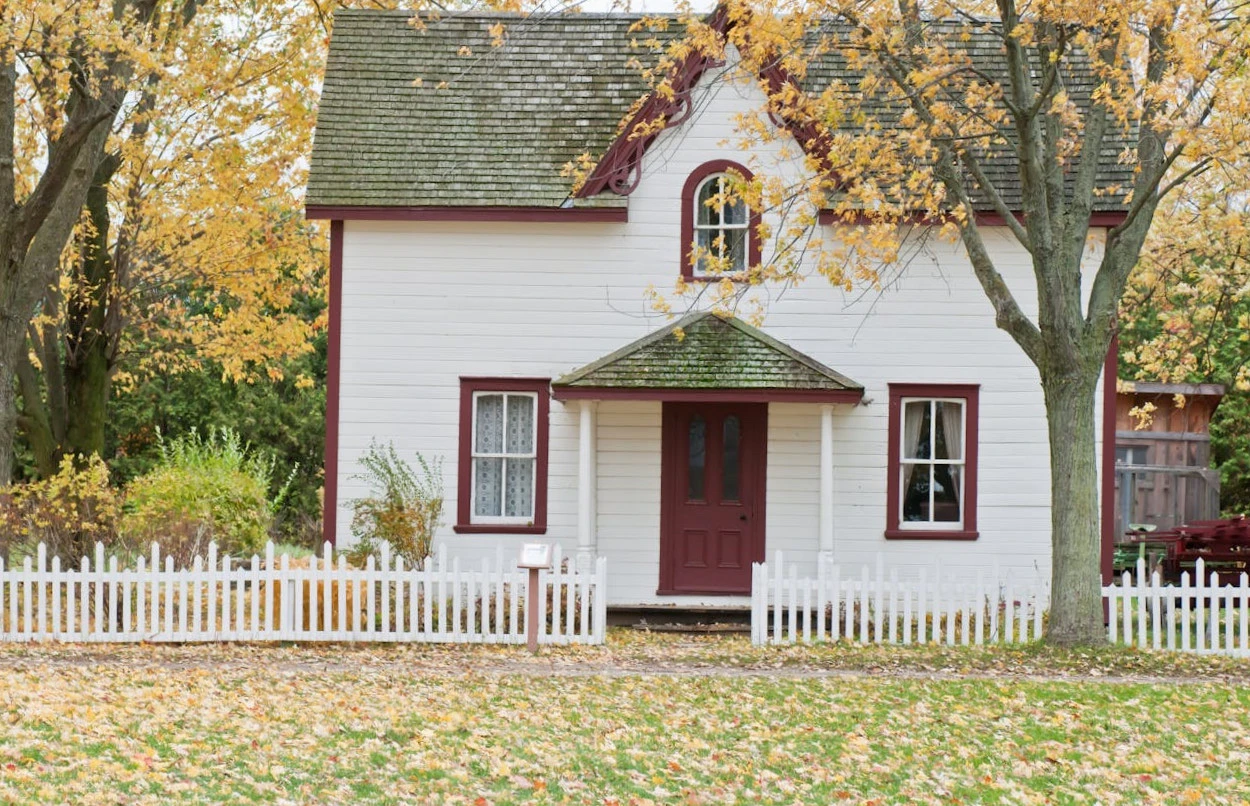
453, 524, 547, 535
885, 528, 979, 541
683, 272, 750, 284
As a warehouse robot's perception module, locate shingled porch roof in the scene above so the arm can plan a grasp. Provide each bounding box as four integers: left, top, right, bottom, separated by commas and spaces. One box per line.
551, 312, 863, 403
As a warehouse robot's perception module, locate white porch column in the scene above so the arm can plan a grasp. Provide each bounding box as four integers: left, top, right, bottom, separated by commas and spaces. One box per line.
819, 404, 835, 565
577, 400, 598, 571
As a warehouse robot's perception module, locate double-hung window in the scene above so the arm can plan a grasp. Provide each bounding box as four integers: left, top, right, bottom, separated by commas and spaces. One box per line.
886, 384, 979, 539
455, 378, 549, 534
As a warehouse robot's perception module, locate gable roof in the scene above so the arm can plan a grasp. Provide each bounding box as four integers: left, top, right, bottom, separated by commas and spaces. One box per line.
308, 10, 660, 211
551, 311, 863, 400
308, 9, 1135, 215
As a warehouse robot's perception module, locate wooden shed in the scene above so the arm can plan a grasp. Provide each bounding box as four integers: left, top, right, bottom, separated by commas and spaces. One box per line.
1114, 382, 1224, 537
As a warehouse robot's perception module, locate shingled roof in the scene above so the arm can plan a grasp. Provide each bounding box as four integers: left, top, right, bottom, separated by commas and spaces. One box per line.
551, 312, 864, 398
308, 9, 1135, 212
308, 11, 657, 209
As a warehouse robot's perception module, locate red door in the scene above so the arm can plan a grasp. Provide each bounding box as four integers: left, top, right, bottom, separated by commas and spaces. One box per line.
659, 402, 767, 594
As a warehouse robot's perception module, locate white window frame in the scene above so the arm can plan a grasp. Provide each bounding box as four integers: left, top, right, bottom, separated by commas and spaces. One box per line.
897, 396, 967, 531
470, 390, 538, 524
692, 173, 750, 277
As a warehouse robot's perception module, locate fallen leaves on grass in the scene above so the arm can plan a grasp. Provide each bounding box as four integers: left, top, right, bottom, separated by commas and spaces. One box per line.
1, 637, 1249, 803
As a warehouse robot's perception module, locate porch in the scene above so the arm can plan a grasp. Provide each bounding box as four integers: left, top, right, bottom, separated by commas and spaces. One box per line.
551, 312, 864, 603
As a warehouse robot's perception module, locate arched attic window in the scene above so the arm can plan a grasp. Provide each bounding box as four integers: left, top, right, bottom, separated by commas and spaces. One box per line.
680, 160, 762, 281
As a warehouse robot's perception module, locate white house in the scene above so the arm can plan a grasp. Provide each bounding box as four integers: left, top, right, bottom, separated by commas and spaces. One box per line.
306, 8, 1122, 607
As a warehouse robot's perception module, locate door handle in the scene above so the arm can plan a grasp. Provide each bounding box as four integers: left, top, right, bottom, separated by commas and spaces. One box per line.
739, 514, 748, 522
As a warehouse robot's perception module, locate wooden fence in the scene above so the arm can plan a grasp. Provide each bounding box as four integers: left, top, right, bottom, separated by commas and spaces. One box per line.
751, 552, 1049, 646
753, 552, 1250, 656
1106, 557, 1250, 657
0, 542, 607, 645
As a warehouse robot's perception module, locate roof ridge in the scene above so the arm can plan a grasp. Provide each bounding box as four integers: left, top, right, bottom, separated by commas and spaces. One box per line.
334, 8, 658, 19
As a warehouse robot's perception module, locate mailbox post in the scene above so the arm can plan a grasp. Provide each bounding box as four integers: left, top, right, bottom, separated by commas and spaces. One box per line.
517, 543, 552, 653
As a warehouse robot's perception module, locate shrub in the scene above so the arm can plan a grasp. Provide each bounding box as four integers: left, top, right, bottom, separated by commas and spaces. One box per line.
121, 428, 290, 558
349, 442, 443, 569
1, 454, 120, 563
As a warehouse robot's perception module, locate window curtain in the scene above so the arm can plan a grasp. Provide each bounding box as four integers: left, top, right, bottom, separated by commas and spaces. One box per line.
902, 402, 925, 489
941, 402, 963, 498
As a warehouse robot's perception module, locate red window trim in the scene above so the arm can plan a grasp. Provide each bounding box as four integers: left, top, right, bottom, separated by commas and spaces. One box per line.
454, 377, 550, 535
680, 160, 763, 282
885, 383, 980, 540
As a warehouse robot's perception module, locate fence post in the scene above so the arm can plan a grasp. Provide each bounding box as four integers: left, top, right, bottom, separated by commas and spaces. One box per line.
751, 563, 761, 646
526, 566, 541, 653
595, 556, 608, 644
772, 551, 783, 645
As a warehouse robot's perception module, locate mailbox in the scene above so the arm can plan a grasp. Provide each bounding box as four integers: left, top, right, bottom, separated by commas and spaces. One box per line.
517, 543, 552, 570
518, 543, 552, 653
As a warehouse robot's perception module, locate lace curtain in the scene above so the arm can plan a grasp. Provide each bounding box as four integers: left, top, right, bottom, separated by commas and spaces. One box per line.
473, 393, 535, 518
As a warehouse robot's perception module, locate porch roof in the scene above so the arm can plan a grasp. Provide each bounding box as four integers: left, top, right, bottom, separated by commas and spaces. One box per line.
551, 311, 864, 403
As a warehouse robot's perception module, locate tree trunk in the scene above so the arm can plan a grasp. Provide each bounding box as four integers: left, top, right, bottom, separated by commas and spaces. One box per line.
63, 164, 117, 461
1041, 365, 1106, 645
0, 314, 29, 484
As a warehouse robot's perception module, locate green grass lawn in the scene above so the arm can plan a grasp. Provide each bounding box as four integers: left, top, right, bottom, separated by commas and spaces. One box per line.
1, 635, 1248, 804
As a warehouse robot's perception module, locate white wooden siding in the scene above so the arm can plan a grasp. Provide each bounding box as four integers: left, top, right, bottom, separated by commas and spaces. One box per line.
335, 60, 1108, 605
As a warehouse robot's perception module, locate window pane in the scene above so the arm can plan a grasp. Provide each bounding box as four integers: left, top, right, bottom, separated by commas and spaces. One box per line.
505, 395, 534, 454
935, 400, 963, 461
697, 177, 721, 226
726, 227, 747, 271
902, 463, 930, 522
688, 415, 706, 501
695, 228, 716, 274
475, 395, 504, 453
473, 457, 503, 517
722, 416, 741, 501
902, 401, 930, 460
504, 458, 534, 518
723, 196, 747, 226
933, 465, 961, 522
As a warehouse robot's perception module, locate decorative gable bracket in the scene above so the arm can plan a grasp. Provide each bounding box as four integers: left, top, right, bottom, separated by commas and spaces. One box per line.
575, 5, 834, 200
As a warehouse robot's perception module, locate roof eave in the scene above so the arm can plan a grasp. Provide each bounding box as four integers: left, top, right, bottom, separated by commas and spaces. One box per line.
305, 204, 628, 222
551, 386, 865, 403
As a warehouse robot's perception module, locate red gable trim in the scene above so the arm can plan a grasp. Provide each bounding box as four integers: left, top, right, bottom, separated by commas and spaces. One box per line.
323, 220, 344, 546
306, 205, 627, 223
574, 6, 839, 200
575, 5, 733, 198
817, 209, 1129, 227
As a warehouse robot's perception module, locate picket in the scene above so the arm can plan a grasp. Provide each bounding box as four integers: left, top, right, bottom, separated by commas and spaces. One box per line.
0, 541, 605, 645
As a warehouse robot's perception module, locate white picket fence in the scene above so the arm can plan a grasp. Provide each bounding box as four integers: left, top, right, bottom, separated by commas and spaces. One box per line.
754, 552, 1250, 656
0, 541, 607, 645
752, 552, 1049, 646
1106, 557, 1250, 657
